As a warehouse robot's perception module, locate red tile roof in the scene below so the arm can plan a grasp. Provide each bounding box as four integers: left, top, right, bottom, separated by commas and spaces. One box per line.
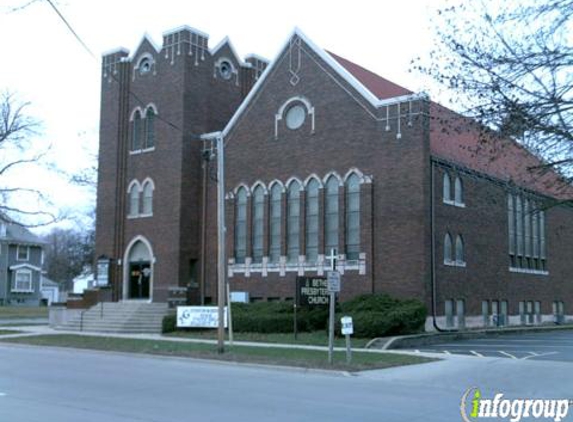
329, 52, 572, 199
327, 51, 412, 100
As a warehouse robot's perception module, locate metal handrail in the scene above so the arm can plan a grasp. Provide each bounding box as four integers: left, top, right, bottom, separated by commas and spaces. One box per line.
79, 309, 87, 332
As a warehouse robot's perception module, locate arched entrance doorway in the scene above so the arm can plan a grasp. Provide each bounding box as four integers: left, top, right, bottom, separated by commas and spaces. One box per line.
123, 237, 154, 300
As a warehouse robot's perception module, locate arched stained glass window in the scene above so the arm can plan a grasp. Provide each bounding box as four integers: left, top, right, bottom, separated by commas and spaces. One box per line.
235, 187, 248, 264
345, 174, 360, 260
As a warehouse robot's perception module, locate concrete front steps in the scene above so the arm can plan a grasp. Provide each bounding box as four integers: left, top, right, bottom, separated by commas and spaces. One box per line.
55, 302, 170, 334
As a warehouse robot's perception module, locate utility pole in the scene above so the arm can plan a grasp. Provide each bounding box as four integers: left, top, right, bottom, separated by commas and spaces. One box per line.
216, 133, 226, 354
201, 131, 226, 354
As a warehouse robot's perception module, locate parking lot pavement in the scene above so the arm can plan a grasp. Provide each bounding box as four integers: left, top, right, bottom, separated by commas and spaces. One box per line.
412, 329, 573, 362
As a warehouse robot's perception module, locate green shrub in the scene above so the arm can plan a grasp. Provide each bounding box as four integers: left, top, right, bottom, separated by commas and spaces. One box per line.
341, 294, 398, 314
232, 301, 293, 316
297, 306, 328, 331
234, 312, 294, 333
162, 313, 177, 334
337, 294, 427, 338
231, 301, 328, 333
167, 294, 426, 338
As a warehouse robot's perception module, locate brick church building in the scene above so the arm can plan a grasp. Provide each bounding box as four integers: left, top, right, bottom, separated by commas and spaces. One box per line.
95, 26, 573, 330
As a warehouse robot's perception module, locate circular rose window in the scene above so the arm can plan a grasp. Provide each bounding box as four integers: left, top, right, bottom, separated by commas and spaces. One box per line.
139, 58, 152, 75
285, 105, 306, 130
219, 60, 233, 80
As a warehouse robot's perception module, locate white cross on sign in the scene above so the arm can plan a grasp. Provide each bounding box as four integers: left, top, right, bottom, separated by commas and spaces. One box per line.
326, 249, 338, 270
326, 271, 341, 293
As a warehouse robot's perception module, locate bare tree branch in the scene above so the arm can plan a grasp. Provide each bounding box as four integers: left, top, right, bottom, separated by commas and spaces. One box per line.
0, 91, 61, 226
415, 0, 573, 195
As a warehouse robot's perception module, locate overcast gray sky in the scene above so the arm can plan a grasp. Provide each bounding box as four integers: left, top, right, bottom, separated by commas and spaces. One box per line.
1, 0, 449, 231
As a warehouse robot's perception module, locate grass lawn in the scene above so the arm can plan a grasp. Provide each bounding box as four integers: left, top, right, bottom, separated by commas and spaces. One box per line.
0, 334, 435, 371
166, 330, 371, 348
0, 307, 48, 319
0, 330, 22, 335
0, 322, 47, 327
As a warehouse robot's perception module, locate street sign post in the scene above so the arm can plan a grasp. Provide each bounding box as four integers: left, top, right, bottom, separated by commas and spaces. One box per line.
326, 249, 340, 365
341, 316, 353, 364
326, 271, 341, 293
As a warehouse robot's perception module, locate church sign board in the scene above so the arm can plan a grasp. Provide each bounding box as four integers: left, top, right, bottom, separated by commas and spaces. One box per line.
296, 276, 329, 306
177, 306, 228, 328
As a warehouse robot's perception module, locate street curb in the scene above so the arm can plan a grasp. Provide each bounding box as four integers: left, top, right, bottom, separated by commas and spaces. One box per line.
368, 324, 573, 350
0, 340, 355, 377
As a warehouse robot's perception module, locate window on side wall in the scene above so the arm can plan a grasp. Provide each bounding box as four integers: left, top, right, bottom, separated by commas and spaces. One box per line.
17, 245, 29, 261
445, 299, 454, 328
12, 270, 32, 292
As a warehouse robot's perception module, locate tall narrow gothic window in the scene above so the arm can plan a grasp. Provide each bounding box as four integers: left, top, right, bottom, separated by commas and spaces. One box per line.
508, 194, 515, 256
287, 182, 301, 263
345, 174, 360, 260
305, 179, 319, 263
455, 235, 464, 263
142, 180, 154, 215
145, 107, 155, 149
454, 177, 463, 204
128, 183, 140, 217
443, 173, 451, 202
532, 204, 539, 259
131, 111, 142, 151
516, 197, 524, 256
524, 199, 531, 258
539, 210, 546, 261
325, 176, 339, 254
235, 188, 247, 264
269, 184, 282, 263
507, 193, 547, 270
252, 186, 264, 264
444, 233, 452, 263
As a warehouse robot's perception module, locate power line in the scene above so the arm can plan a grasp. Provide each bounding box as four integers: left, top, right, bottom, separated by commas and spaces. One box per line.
43, 0, 185, 135
45, 0, 95, 59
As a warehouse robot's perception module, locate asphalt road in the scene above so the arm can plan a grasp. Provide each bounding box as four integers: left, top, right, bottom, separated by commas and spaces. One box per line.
415, 330, 573, 361
1, 344, 573, 422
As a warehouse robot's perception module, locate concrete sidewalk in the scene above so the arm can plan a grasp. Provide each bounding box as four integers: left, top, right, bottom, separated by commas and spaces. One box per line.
369, 324, 573, 350
1, 324, 462, 361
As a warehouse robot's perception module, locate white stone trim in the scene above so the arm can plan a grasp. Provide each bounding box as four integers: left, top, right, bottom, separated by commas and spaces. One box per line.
129, 107, 144, 122
244, 53, 270, 63
9, 263, 41, 272
210, 37, 242, 65
444, 259, 467, 268
303, 174, 323, 189
220, 27, 427, 139
162, 25, 209, 39
144, 103, 158, 115
133, 33, 161, 55
285, 177, 304, 190
274, 96, 315, 139
229, 255, 365, 277
343, 168, 369, 184
102, 47, 130, 57
509, 267, 549, 276
251, 180, 268, 195
213, 56, 239, 85
141, 177, 155, 190
322, 171, 343, 186
233, 183, 251, 197
268, 179, 286, 193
